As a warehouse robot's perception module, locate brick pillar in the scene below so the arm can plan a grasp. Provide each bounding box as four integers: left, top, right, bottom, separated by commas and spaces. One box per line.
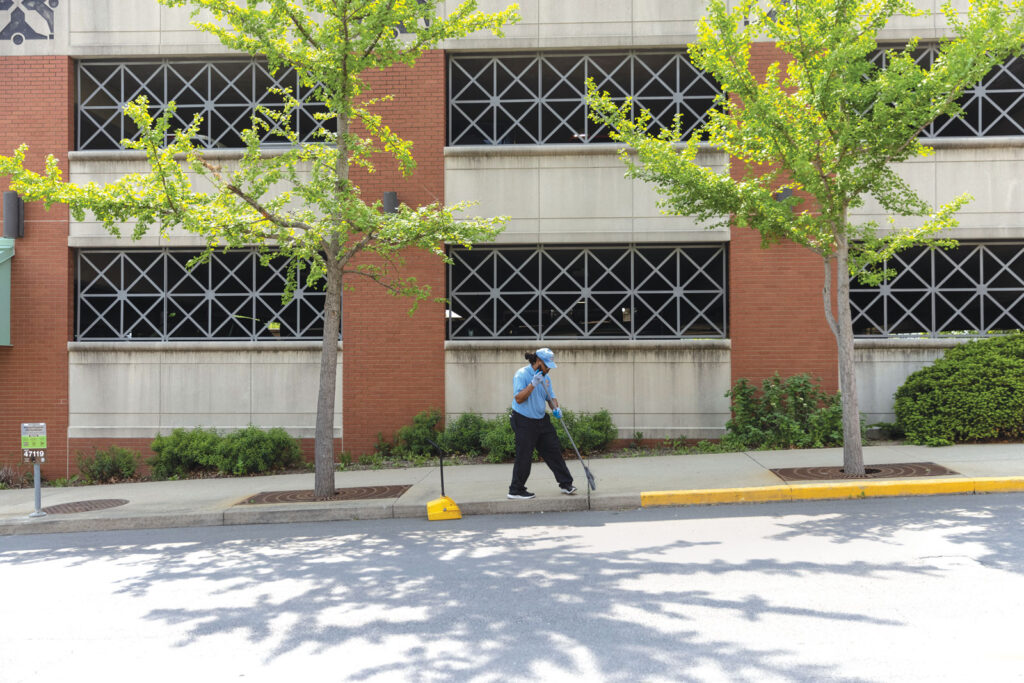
0, 57, 74, 479
729, 43, 839, 392
342, 50, 447, 455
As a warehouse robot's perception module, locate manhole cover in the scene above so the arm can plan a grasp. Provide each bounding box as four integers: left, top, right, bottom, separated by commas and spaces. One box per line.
771, 462, 959, 482
240, 485, 412, 505
41, 499, 129, 515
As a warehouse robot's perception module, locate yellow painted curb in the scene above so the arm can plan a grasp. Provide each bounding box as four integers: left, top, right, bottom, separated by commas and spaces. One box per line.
641, 476, 1024, 507
973, 477, 1024, 493
642, 485, 792, 507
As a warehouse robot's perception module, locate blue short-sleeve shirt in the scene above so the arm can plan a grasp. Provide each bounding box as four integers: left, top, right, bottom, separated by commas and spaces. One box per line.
511, 365, 556, 419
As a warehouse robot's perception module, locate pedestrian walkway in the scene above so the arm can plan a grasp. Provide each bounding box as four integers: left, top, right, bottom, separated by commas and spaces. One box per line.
2, 443, 1022, 535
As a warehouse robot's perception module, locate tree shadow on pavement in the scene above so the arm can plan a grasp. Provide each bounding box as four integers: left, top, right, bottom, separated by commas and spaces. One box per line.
0, 505, 968, 681
766, 493, 1024, 574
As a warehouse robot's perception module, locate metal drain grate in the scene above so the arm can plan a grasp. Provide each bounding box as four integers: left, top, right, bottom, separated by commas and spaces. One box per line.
771, 462, 960, 482
41, 499, 129, 515
240, 485, 412, 505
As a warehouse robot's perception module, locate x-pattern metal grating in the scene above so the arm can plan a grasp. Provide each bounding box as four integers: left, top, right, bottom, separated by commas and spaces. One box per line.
851, 243, 1024, 337
76, 249, 336, 341
447, 245, 727, 339
448, 51, 721, 145
870, 47, 1024, 137
77, 59, 331, 150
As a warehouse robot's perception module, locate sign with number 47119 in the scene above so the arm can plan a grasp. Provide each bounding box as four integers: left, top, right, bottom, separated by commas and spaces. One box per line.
21, 423, 47, 463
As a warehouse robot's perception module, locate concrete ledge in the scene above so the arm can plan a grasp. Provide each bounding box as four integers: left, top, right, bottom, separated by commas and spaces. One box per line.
590, 493, 642, 511
641, 477, 1024, 507
224, 502, 395, 525
69, 341, 340, 352
445, 339, 730, 351
0, 512, 225, 536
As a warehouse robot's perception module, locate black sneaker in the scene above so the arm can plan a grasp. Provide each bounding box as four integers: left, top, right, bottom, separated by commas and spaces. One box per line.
560, 485, 578, 495
507, 490, 536, 500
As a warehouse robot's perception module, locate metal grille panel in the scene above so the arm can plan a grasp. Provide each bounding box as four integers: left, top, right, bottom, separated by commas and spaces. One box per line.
77, 59, 331, 150
76, 249, 334, 341
871, 47, 1024, 137
851, 243, 1024, 337
447, 245, 727, 339
448, 51, 720, 145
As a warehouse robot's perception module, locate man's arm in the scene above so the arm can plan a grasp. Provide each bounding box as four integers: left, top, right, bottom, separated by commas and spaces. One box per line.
514, 384, 534, 404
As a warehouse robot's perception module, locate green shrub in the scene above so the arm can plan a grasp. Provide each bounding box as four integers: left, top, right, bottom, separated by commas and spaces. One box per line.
481, 410, 516, 463
479, 408, 618, 463
150, 427, 221, 479
0, 464, 23, 489
77, 446, 141, 484
373, 432, 393, 458
216, 426, 303, 475
894, 334, 1024, 446
394, 409, 443, 458
721, 373, 848, 450
361, 453, 386, 469
150, 426, 301, 477
336, 452, 353, 470
554, 409, 618, 454
441, 412, 488, 455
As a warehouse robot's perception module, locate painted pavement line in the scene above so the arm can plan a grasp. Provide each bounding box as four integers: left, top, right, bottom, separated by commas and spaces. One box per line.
640, 476, 1024, 507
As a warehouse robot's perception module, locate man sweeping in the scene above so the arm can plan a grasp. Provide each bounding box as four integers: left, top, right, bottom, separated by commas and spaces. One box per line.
507, 347, 577, 500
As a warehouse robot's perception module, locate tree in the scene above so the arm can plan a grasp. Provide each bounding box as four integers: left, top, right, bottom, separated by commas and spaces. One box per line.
0, 0, 519, 498
587, 0, 1024, 474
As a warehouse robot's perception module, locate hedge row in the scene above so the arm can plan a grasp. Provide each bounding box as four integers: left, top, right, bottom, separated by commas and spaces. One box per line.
895, 333, 1024, 446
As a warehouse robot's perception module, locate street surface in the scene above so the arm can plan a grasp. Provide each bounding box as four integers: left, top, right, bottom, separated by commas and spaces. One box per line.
2, 494, 1023, 682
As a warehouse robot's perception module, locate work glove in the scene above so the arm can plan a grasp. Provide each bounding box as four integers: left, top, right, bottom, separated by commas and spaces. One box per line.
531, 373, 546, 388
552, 407, 563, 420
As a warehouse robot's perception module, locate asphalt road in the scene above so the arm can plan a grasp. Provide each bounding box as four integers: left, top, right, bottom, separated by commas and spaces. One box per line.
3, 494, 1023, 682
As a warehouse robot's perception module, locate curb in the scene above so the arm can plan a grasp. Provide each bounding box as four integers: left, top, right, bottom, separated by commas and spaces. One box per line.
640, 476, 1024, 507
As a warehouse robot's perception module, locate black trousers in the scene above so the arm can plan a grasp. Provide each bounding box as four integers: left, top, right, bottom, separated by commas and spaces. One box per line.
509, 411, 573, 493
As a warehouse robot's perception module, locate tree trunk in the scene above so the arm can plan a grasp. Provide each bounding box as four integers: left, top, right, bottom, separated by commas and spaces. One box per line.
832, 234, 865, 475
313, 255, 344, 498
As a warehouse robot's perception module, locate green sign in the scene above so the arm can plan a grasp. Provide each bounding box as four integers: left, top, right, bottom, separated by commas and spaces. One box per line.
21, 423, 46, 450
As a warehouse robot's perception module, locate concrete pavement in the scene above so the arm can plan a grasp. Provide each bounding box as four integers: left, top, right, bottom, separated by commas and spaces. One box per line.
2, 443, 1023, 535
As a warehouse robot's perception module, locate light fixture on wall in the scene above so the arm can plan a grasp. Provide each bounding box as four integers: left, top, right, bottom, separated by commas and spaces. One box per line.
382, 191, 400, 214
772, 187, 794, 202
2, 192, 24, 239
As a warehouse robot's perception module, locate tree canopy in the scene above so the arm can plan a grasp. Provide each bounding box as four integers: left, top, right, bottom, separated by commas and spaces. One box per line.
588, 0, 1024, 471
0, 0, 521, 496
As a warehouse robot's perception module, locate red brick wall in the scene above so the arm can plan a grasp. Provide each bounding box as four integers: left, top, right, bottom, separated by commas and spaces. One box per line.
342, 50, 447, 455
729, 43, 839, 392
0, 56, 73, 479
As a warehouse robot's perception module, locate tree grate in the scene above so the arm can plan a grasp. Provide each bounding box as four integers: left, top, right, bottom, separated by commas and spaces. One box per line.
771, 462, 960, 481
240, 485, 412, 505
41, 499, 129, 515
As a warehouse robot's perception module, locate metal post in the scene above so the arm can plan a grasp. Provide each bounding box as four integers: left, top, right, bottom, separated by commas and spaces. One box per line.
28, 462, 45, 518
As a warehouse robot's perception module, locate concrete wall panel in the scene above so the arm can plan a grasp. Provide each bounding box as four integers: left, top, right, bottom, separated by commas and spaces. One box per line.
848, 139, 1024, 239
445, 146, 730, 245
65, 2, 229, 56
68, 343, 343, 439
67, 151, 313, 247
854, 339, 967, 423
445, 341, 731, 438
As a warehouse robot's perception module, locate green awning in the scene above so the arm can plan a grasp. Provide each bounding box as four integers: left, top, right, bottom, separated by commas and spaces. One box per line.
0, 238, 13, 346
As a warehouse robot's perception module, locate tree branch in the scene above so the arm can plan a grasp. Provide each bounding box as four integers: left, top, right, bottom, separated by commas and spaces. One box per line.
362, 0, 398, 59
284, 5, 321, 50
200, 158, 314, 232
341, 267, 404, 293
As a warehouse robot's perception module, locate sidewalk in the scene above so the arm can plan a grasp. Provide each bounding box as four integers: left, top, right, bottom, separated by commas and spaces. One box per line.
2, 443, 1023, 536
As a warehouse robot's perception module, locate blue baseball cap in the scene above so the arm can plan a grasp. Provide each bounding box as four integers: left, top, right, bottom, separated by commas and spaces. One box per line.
535, 347, 557, 369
